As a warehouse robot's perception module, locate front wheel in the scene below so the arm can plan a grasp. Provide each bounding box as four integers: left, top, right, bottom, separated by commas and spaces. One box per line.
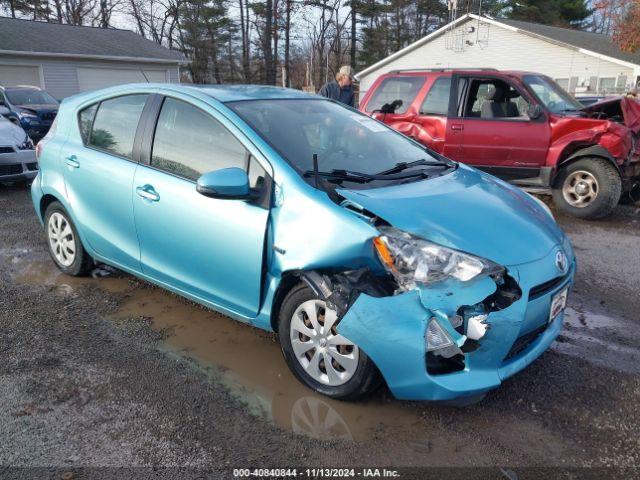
551, 157, 621, 219
278, 283, 381, 400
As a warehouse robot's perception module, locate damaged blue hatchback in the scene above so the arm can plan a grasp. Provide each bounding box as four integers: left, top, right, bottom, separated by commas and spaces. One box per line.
32, 84, 575, 401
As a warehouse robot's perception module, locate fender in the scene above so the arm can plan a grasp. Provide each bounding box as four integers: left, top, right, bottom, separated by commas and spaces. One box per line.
560, 145, 621, 174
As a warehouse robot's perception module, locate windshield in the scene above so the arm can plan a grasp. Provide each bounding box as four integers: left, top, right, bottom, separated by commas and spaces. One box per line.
5, 89, 58, 106
227, 99, 446, 180
523, 75, 583, 114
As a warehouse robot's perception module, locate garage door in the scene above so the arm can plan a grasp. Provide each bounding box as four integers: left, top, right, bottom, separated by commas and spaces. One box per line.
77, 67, 168, 92
0, 65, 41, 88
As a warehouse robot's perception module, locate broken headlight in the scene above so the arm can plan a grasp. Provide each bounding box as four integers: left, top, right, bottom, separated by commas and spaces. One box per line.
373, 227, 502, 290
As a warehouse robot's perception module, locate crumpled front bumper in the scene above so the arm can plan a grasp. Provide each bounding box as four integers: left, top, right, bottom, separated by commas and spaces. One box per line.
337, 245, 575, 401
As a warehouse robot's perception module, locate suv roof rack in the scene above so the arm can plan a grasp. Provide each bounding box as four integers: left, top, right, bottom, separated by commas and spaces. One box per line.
388, 68, 499, 74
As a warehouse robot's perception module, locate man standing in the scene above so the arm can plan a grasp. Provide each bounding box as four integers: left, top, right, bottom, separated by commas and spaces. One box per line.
318, 66, 356, 107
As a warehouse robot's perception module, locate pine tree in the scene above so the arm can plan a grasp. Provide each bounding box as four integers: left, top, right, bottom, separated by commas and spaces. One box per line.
503, 0, 593, 28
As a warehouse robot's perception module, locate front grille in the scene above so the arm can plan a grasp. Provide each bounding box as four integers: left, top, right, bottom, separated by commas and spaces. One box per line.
0, 164, 23, 175
26, 162, 38, 171
0, 146, 14, 154
504, 324, 547, 361
529, 276, 565, 301
41, 112, 57, 121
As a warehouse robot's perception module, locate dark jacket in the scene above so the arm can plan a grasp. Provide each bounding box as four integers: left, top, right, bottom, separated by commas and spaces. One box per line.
318, 80, 355, 107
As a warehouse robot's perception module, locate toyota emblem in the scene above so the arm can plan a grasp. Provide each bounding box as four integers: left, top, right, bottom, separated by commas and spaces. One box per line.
555, 250, 568, 273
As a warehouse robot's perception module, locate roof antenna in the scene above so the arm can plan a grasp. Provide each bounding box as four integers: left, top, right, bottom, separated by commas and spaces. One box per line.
140, 69, 150, 82
312, 153, 320, 188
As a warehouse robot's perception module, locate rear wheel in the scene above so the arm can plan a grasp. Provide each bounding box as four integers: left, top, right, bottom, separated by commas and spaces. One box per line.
44, 202, 93, 276
552, 157, 621, 219
278, 283, 381, 400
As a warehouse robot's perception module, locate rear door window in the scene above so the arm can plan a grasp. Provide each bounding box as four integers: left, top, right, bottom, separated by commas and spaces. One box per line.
420, 77, 452, 115
151, 97, 248, 181
365, 76, 425, 114
88, 94, 148, 158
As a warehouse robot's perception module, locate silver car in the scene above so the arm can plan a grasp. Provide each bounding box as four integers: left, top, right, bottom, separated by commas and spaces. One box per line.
0, 114, 37, 184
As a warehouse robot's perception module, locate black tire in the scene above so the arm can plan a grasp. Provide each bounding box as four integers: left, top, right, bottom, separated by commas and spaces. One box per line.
278, 283, 382, 400
551, 157, 621, 219
44, 201, 93, 276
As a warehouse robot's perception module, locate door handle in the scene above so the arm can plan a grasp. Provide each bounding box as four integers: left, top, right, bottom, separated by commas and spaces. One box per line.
450, 124, 464, 131
136, 185, 160, 202
65, 155, 80, 168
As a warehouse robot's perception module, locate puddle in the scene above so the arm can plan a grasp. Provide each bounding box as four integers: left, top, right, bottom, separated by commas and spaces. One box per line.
5, 253, 434, 442
552, 306, 640, 374
111, 287, 433, 442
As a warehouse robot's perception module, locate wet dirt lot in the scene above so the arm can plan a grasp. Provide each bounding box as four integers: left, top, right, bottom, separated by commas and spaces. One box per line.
1, 184, 639, 474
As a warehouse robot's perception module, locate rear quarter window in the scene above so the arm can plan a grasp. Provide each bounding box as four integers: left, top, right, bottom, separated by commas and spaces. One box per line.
78, 103, 98, 144
365, 76, 425, 114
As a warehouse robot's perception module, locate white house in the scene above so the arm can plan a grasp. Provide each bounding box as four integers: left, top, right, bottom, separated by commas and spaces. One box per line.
0, 17, 185, 99
355, 14, 640, 100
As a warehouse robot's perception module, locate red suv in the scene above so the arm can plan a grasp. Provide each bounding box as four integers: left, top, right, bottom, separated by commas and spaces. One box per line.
359, 69, 640, 219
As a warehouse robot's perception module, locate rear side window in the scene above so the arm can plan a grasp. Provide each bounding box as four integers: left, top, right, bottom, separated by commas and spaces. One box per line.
365, 76, 425, 114
420, 77, 451, 115
78, 104, 98, 144
151, 97, 247, 181
88, 94, 148, 159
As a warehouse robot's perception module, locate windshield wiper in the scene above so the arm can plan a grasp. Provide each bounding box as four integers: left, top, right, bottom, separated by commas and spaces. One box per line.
375, 158, 450, 176
303, 168, 430, 184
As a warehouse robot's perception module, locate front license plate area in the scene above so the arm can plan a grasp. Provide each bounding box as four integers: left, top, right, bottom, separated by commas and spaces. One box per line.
549, 287, 568, 323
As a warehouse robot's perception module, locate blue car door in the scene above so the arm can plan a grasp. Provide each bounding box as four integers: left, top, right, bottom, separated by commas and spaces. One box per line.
132, 96, 271, 318
62, 94, 149, 271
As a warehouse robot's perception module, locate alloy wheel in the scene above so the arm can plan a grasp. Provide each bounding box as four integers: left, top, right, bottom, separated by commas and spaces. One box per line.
47, 212, 76, 267
289, 299, 359, 386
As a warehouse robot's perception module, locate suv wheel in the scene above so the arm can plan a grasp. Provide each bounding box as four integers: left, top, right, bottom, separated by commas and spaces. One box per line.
44, 202, 93, 276
552, 157, 621, 219
278, 283, 381, 400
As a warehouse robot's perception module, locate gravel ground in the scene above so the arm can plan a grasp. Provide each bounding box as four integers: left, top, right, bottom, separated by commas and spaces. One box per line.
0, 184, 638, 478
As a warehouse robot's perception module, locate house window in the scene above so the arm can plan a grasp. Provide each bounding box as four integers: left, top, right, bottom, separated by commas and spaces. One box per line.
598, 77, 616, 93
555, 78, 569, 90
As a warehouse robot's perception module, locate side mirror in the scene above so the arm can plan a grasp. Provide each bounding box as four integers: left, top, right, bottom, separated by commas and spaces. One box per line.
196, 167, 250, 199
527, 104, 543, 120
0, 106, 10, 117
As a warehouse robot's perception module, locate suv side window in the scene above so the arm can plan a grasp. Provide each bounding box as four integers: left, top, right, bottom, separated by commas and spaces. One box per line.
365, 76, 425, 114
463, 79, 529, 120
151, 97, 247, 181
420, 77, 451, 115
88, 94, 148, 158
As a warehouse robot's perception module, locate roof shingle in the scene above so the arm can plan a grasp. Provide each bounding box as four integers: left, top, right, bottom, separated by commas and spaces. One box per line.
0, 16, 185, 63
497, 18, 640, 66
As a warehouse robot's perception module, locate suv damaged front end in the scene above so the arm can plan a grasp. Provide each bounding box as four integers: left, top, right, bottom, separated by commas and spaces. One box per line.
278, 166, 576, 402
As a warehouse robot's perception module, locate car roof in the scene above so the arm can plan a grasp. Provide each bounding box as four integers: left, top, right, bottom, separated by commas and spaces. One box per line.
66, 83, 321, 105
1, 85, 42, 91
175, 84, 318, 103
381, 69, 541, 77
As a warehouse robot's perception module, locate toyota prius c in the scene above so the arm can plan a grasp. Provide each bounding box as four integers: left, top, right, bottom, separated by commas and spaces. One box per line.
32, 84, 575, 401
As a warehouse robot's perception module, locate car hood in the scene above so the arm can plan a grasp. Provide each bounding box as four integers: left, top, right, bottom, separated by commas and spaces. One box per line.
0, 117, 28, 145
336, 165, 564, 266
